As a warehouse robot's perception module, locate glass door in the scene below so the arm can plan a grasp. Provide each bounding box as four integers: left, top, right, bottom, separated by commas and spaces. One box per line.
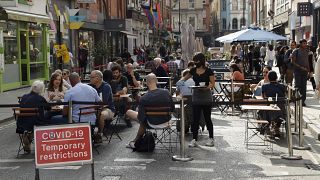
20, 30, 29, 84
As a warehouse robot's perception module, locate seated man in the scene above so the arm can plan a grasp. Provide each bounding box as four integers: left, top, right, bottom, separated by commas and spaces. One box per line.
17, 80, 50, 153
52, 72, 101, 125
89, 70, 115, 143
123, 63, 142, 102
125, 73, 174, 148
261, 70, 286, 138
110, 64, 132, 127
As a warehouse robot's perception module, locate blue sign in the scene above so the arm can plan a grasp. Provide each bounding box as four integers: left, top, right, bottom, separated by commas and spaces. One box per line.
69, 16, 85, 22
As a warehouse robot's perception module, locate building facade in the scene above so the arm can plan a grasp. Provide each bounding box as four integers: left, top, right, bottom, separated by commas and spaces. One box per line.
0, 0, 50, 92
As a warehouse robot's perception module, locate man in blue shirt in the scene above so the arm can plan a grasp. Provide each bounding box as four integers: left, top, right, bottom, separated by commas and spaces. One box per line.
63, 72, 101, 123
90, 70, 115, 142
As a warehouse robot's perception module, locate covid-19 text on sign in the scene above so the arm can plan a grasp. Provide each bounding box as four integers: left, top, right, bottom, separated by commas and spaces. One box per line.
34, 123, 92, 168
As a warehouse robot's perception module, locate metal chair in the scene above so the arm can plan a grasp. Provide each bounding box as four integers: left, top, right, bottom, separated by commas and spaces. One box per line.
144, 106, 178, 153
12, 107, 39, 157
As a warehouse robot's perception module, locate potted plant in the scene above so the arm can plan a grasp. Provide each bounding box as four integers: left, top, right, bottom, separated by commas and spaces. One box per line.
92, 40, 108, 66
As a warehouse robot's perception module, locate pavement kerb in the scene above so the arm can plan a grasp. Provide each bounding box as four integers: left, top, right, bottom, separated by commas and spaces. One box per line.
303, 111, 320, 141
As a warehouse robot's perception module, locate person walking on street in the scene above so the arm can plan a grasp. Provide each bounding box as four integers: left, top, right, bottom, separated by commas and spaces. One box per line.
284, 41, 297, 85
291, 39, 310, 106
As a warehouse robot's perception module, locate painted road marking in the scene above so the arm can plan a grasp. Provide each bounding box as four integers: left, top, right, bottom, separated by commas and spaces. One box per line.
114, 158, 155, 163
189, 160, 216, 164
169, 167, 214, 172
102, 165, 146, 170
43, 166, 82, 170
0, 159, 34, 163
0, 166, 20, 170
101, 176, 121, 180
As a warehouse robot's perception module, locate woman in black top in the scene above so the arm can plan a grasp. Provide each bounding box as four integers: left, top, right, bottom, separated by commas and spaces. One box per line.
183, 53, 215, 147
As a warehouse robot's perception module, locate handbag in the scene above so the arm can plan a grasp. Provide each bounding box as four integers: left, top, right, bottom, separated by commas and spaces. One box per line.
192, 88, 213, 106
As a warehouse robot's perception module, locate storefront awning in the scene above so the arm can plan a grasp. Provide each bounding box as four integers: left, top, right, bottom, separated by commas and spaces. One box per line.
5, 9, 50, 24
120, 31, 138, 39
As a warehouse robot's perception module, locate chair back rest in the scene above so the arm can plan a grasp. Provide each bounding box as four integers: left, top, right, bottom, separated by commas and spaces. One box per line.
12, 108, 39, 119
78, 105, 102, 122
144, 106, 172, 116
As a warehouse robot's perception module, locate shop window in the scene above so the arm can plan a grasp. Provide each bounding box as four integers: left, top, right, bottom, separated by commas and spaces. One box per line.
4, 22, 18, 64
28, 23, 43, 62
30, 63, 45, 80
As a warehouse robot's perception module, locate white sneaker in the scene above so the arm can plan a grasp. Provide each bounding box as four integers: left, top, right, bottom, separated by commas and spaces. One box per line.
205, 138, 214, 147
188, 139, 198, 147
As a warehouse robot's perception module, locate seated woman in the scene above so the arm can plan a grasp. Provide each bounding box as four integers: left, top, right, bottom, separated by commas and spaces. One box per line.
261, 71, 286, 138
45, 73, 67, 102
229, 63, 244, 81
250, 66, 272, 97
17, 80, 49, 153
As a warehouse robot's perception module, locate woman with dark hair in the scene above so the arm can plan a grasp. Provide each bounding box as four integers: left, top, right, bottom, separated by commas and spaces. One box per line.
183, 52, 215, 147
45, 73, 66, 102
277, 46, 289, 81
229, 63, 244, 81
103, 69, 113, 84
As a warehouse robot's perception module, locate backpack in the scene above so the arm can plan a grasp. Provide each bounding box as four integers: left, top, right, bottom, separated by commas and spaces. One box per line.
133, 131, 155, 152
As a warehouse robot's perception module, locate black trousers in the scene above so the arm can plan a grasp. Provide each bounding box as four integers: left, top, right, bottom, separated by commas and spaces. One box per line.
192, 105, 213, 140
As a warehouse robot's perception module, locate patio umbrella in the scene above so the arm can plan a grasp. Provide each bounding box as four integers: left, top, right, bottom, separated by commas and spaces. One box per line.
180, 23, 188, 63
188, 24, 195, 61
216, 27, 287, 42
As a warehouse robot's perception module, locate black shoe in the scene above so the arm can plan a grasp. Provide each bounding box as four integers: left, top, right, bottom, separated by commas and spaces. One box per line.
302, 103, 306, 107
125, 118, 132, 127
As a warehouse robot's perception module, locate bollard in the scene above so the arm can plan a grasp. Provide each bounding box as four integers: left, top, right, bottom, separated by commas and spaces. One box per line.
293, 94, 311, 150
172, 96, 193, 162
169, 76, 172, 95
281, 98, 302, 160
292, 89, 299, 135
68, 101, 73, 123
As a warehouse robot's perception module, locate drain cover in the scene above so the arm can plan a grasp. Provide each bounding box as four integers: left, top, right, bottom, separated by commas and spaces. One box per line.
305, 163, 320, 171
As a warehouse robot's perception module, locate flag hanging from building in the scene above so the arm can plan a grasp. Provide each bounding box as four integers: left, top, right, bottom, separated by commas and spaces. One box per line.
156, 2, 162, 28
141, 3, 155, 29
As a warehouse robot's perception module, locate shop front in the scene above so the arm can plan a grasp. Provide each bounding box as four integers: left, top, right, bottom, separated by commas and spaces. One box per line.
313, 0, 320, 44
0, 4, 50, 92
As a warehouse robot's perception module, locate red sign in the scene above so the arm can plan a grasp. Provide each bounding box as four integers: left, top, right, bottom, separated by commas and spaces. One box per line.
34, 123, 92, 168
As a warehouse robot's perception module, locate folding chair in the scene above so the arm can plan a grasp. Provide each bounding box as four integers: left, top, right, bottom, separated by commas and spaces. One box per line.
105, 95, 123, 143
144, 106, 178, 153
12, 107, 39, 157
78, 105, 103, 154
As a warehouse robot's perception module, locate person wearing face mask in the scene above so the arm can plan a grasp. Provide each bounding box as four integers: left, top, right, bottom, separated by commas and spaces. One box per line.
182, 52, 216, 147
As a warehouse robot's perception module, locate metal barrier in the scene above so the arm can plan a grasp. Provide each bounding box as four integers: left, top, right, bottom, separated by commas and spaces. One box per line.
172, 97, 193, 162
280, 98, 302, 160
293, 91, 311, 150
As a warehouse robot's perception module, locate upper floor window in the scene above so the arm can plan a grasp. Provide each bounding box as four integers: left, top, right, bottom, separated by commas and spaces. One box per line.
232, 18, 238, 30
189, 0, 195, 9
240, 18, 246, 27
222, 18, 227, 30
222, 0, 226, 11
232, 0, 238, 11
189, 17, 195, 27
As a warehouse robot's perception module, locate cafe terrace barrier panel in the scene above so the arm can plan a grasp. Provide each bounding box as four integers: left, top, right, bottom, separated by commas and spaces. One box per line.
34, 123, 93, 168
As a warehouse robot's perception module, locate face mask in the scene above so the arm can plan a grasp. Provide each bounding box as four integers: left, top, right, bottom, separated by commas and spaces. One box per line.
195, 62, 201, 68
